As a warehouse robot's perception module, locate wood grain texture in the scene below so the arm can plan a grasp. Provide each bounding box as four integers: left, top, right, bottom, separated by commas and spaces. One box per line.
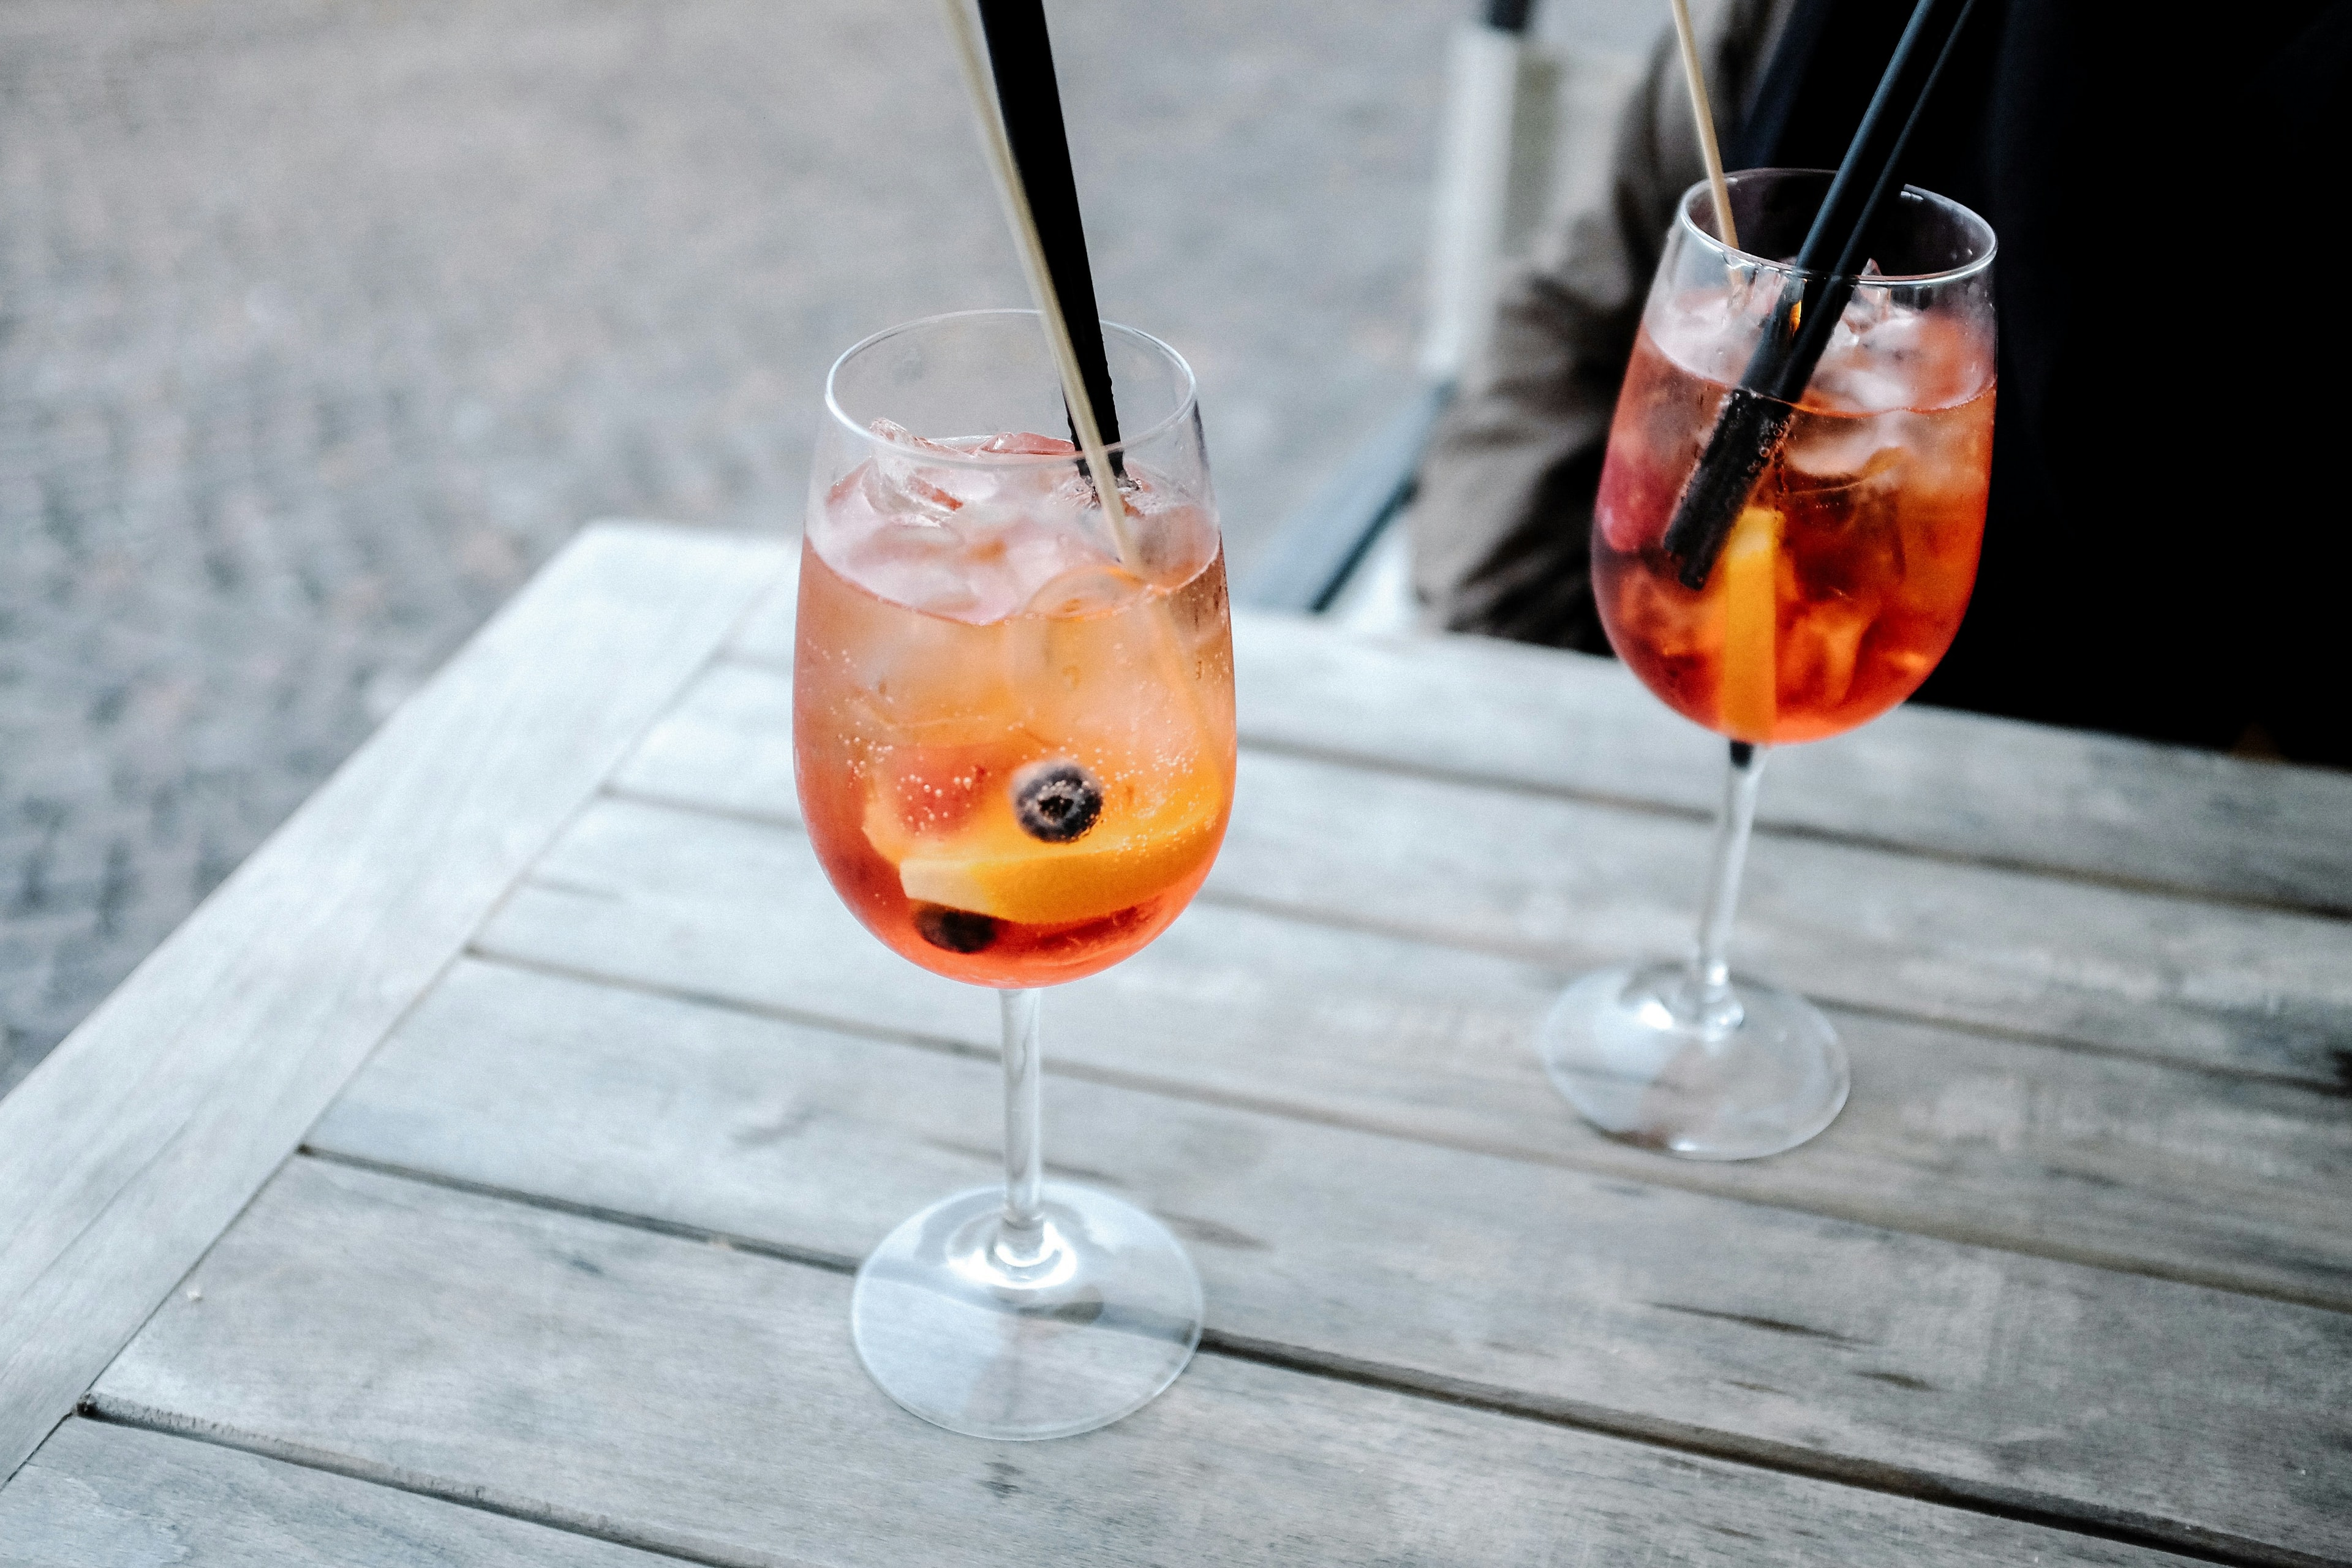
608, 657, 2352, 1088
0, 523, 786, 1488
92, 1155, 2197, 1567
723, 551, 796, 666
1226, 613, 2352, 916
309, 960, 2352, 1565
610, 661, 799, 821
734, 597, 2352, 913
1215, 749, 2352, 1088
475, 802, 2352, 1314
0, 1419, 669, 1567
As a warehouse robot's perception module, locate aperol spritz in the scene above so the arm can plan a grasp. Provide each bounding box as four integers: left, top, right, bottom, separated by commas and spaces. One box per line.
796, 426, 1232, 987
795, 309, 1232, 1440
1539, 169, 1996, 1160
1591, 268, 1993, 744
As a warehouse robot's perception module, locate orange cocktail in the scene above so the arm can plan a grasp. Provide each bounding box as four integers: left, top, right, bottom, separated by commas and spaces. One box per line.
803, 309, 1228, 1442
1538, 171, 1998, 1164
794, 425, 1234, 989
1593, 289, 1994, 744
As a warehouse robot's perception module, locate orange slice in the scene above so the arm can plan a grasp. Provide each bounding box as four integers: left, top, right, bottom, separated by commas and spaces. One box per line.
1718, 505, 1781, 741
884, 767, 1224, 926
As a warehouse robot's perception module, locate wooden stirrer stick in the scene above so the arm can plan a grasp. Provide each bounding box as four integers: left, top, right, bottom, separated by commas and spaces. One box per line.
1669, 0, 1741, 251
938, 0, 1137, 568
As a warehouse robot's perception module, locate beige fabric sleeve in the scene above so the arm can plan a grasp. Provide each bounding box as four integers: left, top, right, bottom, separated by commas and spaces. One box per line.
1411, 0, 1792, 649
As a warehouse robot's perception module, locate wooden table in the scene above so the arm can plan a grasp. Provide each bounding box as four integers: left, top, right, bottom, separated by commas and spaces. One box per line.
2, 522, 2348, 1567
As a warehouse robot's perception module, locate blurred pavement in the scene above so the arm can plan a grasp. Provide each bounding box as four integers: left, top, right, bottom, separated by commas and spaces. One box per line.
0, 0, 1646, 1091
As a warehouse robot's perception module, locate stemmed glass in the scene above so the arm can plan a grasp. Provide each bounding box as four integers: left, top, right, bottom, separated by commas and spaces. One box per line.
1539, 168, 1997, 1159
794, 309, 1234, 1437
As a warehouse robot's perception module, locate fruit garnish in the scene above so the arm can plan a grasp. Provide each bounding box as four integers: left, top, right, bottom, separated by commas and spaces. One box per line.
913, 904, 998, 953
1718, 505, 1781, 739
892, 764, 1223, 926
1012, 761, 1102, 843
859, 744, 1000, 864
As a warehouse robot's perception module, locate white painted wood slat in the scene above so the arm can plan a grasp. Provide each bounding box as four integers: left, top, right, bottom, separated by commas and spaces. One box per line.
612, 656, 2352, 1090
1216, 749, 2352, 1087
731, 582, 2352, 914
0, 1419, 670, 1566
1226, 613, 2352, 915
305, 960, 2352, 1565
10, 533, 2341, 1565
477, 805, 2352, 1315
0, 523, 787, 1488
88, 1155, 2200, 1567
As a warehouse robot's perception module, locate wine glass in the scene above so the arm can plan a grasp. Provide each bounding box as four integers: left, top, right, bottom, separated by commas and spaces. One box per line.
794, 309, 1234, 1437
1540, 168, 1997, 1159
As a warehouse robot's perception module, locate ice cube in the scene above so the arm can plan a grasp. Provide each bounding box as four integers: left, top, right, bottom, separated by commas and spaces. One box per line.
977, 431, 1077, 457
1856, 305, 1924, 359
836, 517, 986, 619
869, 417, 964, 457
861, 461, 960, 522
1809, 298, 1930, 414
1779, 595, 1876, 709
1024, 561, 1146, 618
1125, 497, 1219, 587
1650, 285, 1777, 384
815, 430, 1209, 626
867, 418, 994, 520
1783, 419, 1901, 479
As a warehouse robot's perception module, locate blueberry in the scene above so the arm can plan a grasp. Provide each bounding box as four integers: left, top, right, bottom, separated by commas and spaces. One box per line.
1012, 761, 1102, 843
913, 903, 997, 953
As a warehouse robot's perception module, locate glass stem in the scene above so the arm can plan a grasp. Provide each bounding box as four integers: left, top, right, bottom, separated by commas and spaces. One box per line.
1684, 739, 1767, 1035
996, 987, 1050, 1267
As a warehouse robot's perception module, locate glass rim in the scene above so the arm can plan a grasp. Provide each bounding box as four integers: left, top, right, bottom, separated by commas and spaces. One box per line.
1678, 167, 1997, 286
822, 308, 1199, 470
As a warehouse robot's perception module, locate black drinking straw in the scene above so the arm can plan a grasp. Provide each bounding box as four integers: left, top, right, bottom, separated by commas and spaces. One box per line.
1660, 0, 1980, 589
974, 0, 1122, 463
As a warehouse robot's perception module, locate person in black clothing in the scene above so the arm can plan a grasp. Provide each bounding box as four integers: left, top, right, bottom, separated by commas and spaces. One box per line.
1412, 0, 2352, 764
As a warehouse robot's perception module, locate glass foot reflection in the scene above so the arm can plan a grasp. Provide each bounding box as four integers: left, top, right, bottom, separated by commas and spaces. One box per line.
851, 1183, 1203, 1440
1538, 961, 1849, 1161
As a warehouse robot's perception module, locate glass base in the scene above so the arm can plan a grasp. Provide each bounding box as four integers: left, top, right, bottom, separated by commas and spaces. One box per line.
1537, 961, 1849, 1161
851, 1183, 1203, 1440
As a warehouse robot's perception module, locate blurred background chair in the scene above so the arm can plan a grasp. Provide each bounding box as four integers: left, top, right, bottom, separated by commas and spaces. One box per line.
1239, 0, 1640, 631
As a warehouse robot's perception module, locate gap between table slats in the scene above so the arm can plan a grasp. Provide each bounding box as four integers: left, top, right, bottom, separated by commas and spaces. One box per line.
80, 1153, 2225, 1568
717, 579, 2352, 917
0, 1419, 686, 1567
618, 654, 2352, 1094
293, 957, 2352, 1566
0, 524, 790, 1488
585, 681, 2352, 1309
